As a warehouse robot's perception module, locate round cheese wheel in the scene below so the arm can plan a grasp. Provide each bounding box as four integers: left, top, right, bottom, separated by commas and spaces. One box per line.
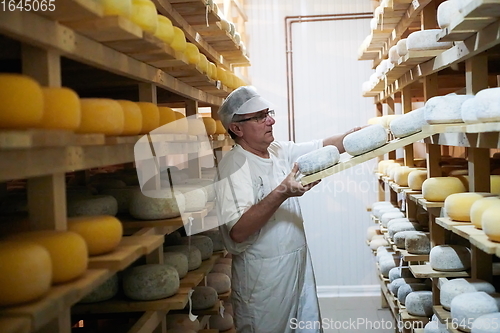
116, 100, 142, 135
187, 118, 207, 136
388, 222, 422, 239
202, 117, 217, 135
405, 232, 431, 254
170, 27, 187, 52
394, 231, 425, 249
369, 238, 389, 251
101, 0, 132, 17
475, 87, 500, 123
470, 197, 500, 229
166, 314, 200, 331
164, 245, 202, 271
215, 119, 226, 134
407, 29, 453, 51
174, 185, 207, 212
123, 264, 179, 301
39, 87, 80, 130
184, 43, 200, 65
388, 266, 414, 282
398, 283, 430, 305
441, 278, 496, 310
482, 206, 500, 242
379, 255, 398, 278
172, 111, 189, 133
7, 230, 88, 284
430, 245, 471, 272
437, 0, 461, 28
191, 286, 218, 310
367, 225, 382, 241
394, 167, 422, 186
136, 102, 160, 134
377, 160, 395, 174
425, 94, 473, 124
154, 15, 174, 44
68, 215, 123, 256
374, 206, 400, 220
386, 218, 411, 229
198, 53, 208, 74
471, 312, 500, 333
201, 228, 225, 251
207, 272, 231, 294
100, 187, 139, 214
208, 62, 218, 80
422, 177, 467, 202
461, 97, 482, 124
77, 99, 124, 135
406, 291, 434, 317
79, 274, 119, 303
158, 106, 176, 126
130, 0, 157, 34
380, 115, 400, 130
0, 74, 43, 129
445, 192, 487, 221
67, 195, 118, 217
163, 251, 188, 278
451, 292, 500, 332
491, 175, 500, 194
180, 235, 213, 260
389, 45, 399, 64
296, 146, 340, 175
388, 277, 422, 296
216, 66, 227, 83
211, 263, 231, 278
396, 38, 408, 57
129, 190, 185, 220
390, 107, 427, 138
343, 124, 387, 156
0, 241, 52, 306
209, 313, 234, 331
381, 211, 405, 227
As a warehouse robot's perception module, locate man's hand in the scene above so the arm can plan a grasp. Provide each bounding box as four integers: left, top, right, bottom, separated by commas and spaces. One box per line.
276, 163, 321, 198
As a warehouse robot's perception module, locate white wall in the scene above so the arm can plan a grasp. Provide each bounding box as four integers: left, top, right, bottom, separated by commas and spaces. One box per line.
246, 0, 382, 296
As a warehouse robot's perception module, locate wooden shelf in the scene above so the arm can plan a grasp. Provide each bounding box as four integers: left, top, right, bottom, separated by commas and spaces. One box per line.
0, 317, 31, 333
410, 264, 469, 278
88, 235, 164, 271
180, 252, 226, 288
38, 0, 103, 22
399, 309, 430, 326
398, 49, 448, 66
471, 233, 500, 255
433, 305, 462, 333
399, 249, 429, 262
300, 130, 434, 185
120, 215, 185, 231
0, 269, 111, 332
170, 299, 221, 316
0, 130, 104, 150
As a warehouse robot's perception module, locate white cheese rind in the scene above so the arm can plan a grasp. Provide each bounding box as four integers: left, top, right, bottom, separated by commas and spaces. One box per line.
122, 264, 180, 301
430, 245, 471, 272
129, 189, 185, 220
407, 29, 453, 51
441, 278, 496, 310
390, 107, 427, 138
451, 292, 500, 332
424, 94, 474, 124
343, 124, 388, 156
406, 291, 434, 317
296, 146, 340, 175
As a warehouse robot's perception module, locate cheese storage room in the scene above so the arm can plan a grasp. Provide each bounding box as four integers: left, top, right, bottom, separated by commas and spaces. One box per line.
2, 0, 500, 332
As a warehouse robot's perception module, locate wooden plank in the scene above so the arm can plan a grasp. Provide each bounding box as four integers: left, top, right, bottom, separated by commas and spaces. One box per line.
0, 269, 111, 331
119, 215, 185, 230
0, 317, 30, 333
399, 249, 429, 262
435, 217, 471, 231
0, 130, 75, 150
127, 311, 164, 333
65, 16, 143, 42
398, 49, 448, 66
300, 130, 434, 185
410, 264, 469, 278
471, 233, 500, 254
433, 305, 462, 332
170, 299, 221, 315
37, 0, 103, 22
179, 253, 225, 288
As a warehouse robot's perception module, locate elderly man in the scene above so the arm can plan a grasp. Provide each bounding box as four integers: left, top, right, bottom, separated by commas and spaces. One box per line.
214, 86, 358, 333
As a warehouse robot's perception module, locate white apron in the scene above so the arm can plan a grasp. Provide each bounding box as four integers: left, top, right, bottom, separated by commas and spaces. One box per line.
215, 141, 323, 333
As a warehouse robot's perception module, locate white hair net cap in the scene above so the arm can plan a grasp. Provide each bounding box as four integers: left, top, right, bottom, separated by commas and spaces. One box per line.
218, 86, 273, 130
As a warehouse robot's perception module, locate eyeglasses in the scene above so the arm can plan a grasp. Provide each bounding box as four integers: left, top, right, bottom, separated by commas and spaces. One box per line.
234, 109, 275, 124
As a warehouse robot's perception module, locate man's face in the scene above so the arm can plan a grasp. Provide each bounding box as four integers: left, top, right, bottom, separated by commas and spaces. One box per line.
234, 109, 276, 146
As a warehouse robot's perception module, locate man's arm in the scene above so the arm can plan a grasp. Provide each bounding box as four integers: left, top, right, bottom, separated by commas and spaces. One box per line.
229, 163, 320, 243
323, 126, 364, 153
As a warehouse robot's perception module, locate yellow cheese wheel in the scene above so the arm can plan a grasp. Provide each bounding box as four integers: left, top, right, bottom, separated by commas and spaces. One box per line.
100, 0, 132, 18
380, 115, 400, 129
68, 215, 123, 256
7, 231, 88, 284
0, 241, 52, 306
155, 15, 174, 44
78, 99, 124, 135
170, 27, 187, 52
216, 66, 227, 83
38, 87, 81, 130
470, 197, 500, 229
444, 192, 486, 222
198, 54, 208, 74
224, 72, 235, 89
188, 118, 207, 136
377, 160, 395, 174
386, 163, 402, 180
116, 100, 142, 135
137, 102, 160, 134
0, 74, 43, 129
408, 169, 428, 190
422, 177, 467, 202
131, 0, 158, 34
491, 175, 500, 194
158, 106, 176, 126
481, 206, 500, 242
394, 167, 422, 187
202, 117, 217, 135
215, 120, 226, 134
185, 43, 200, 65
208, 62, 217, 80
368, 117, 383, 126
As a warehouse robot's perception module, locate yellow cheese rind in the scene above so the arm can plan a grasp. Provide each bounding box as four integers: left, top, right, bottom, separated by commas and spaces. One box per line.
155, 15, 174, 44
170, 27, 187, 52
482, 206, 500, 242
100, 0, 132, 18
185, 43, 200, 65
158, 106, 176, 126
7, 231, 88, 284
78, 99, 125, 135
470, 197, 500, 229
444, 192, 486, 221
214, 120, 226, 134
137, 102, 160, 134
202, 117, 217, 135
408, 170, 428, 190
422, 177, 467, 202
130, 0, 158, 34
0, 74, 43, 129
68, 215, 123, 256
0, 241, 52, 306
39, 87, 81, 130
117, 100, 142, 135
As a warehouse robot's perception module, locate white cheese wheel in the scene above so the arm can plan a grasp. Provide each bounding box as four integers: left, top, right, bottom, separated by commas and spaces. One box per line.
388, 222, 422, 239
422, 177, 467, 202
407, 29, 453, 51
445, 192, 487, 221
408, 169, 428, 190
430, 245, 471, 272
462, 96, 484, 124
100, 187, 138, 213
424, 320, 448, 333
379, 255, 399, 277
482, 206, 500, 242
67, 195, 118, 217
389, 45, 399, 64
67, 215, 123, 256
405, 232, 431, 254
207, 272, 231, 294
437, 0, 462, 28
166, 314, 200, 331
425, 94, 473, 124
164, 245, 202, 271
367, 225, 382, 241
374, 206, 399, 219
386, 218, 411, 229
397, 38, 408, 57
390, 107, 427, 138
0, 241, 52, 306
394, 231, 425, 249
122, 264, 179, 301
441, 278, 496, 310
372, 201, 395, 208
180, 235, 213, 260
80, 274, 119, 303
376, 247, 392, 263
381, 211, 406, 227
475, 88, 500, 123
210, 313, 234, 331
388, 277, 422, 295
398, 283, 430, 305
129, 190, 185, 220
343, 124, 387, 156
296, 146, 340, 175
163, 252, 188, 279
174, 185, 207, 212
369, 237, 389, 250
451, 292, 500, 332
406, 291, 434, 317
211, 263, 232, 278
381, 115, 400, 130
201, 229, 225, 251
471, 197, 500, 229
183, 178, 216, 202
191, 286, 218, 310
388, 266, 414, 282
471, 312, 500, 333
